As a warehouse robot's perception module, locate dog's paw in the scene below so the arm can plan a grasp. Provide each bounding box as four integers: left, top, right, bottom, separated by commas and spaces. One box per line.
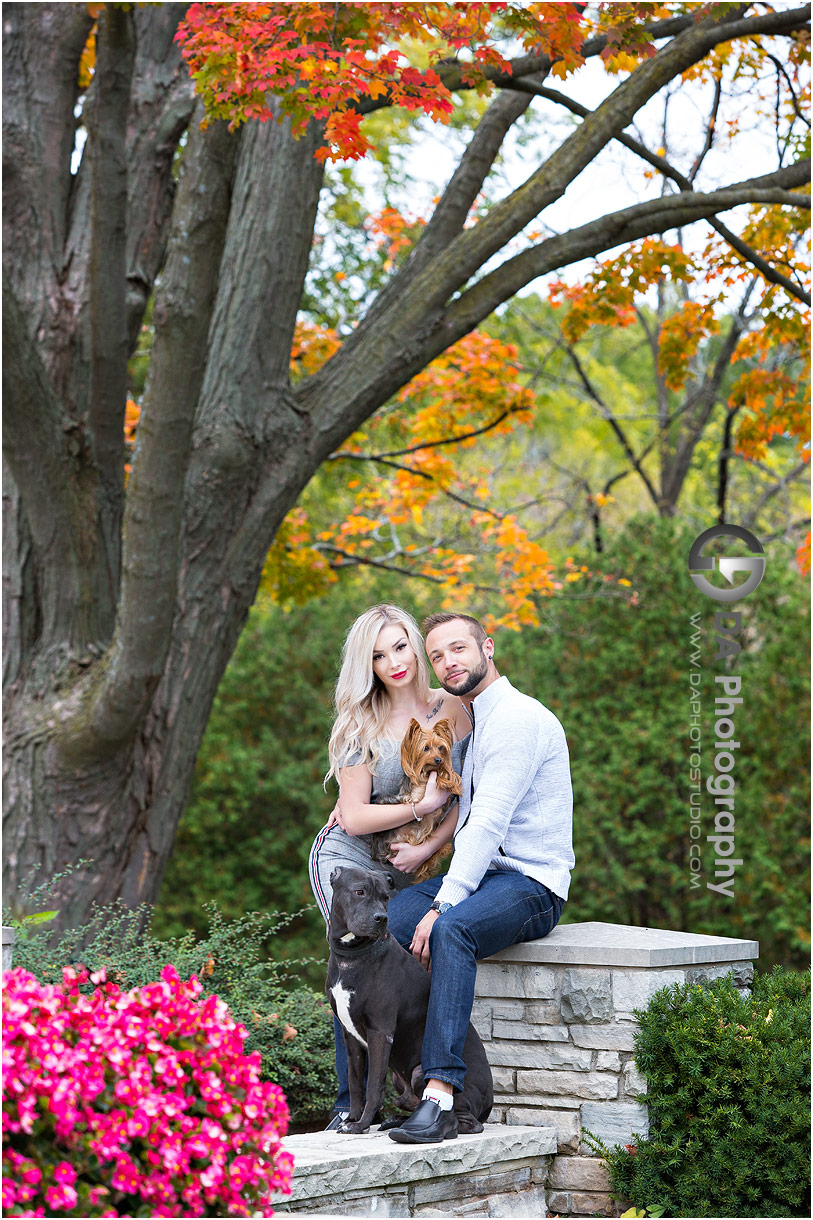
339, 1119, 371, 1135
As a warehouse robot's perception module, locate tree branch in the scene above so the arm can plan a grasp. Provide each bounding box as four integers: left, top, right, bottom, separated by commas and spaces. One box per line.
661, 281, 759, 509
298, 4, 811, 444
502, 79, 811, 304
562, 345, 661, 509
365, 85, 537, 320
688, 76, 722, 185
87, 5, 135, 600
61, 112, 238, 759
407, 4, 811, 321
331, 451, 506, 519
758, 45, 812, 131
742, 460, 809, 529
353, 13, 701, 118
317, 544, 447, 584
1, 273, 97, 649
330, 408, 526, 462
446, 163, 810, 335
350, 14, 708, 318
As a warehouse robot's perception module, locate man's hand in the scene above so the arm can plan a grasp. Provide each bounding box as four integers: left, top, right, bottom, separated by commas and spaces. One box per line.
410, 908, 439, 970
388, 838, 431, 873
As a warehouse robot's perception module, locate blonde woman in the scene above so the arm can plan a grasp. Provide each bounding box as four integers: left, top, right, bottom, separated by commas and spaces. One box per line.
308, 603, 471, 1129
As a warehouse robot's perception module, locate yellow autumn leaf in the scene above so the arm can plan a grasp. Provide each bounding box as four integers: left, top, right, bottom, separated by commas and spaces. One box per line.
608, 51, 639, 73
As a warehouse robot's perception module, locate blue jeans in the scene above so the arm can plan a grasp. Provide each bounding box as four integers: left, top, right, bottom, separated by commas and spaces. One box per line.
333, 1014, 352, 1114
388, 871, 564, 1093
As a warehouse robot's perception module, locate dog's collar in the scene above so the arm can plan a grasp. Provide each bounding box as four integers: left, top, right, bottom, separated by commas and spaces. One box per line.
330, 931, 389, 957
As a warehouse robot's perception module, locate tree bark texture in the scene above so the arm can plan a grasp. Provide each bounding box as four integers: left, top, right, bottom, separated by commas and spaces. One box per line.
3, 2, 810, 932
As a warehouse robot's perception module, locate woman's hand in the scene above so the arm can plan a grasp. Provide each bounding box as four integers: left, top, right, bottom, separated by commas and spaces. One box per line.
388, 838, 432, 873
326, 798, 345, 830
414, 773, 448, 818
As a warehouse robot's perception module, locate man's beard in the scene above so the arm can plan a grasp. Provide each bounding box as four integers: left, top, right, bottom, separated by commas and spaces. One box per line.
439, 650, 489, 697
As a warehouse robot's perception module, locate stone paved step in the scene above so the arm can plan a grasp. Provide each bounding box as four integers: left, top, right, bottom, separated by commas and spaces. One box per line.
276, 1122, 557, 1216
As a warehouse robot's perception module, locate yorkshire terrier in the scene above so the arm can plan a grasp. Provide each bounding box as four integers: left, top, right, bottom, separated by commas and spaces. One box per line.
369, 718, 463, 884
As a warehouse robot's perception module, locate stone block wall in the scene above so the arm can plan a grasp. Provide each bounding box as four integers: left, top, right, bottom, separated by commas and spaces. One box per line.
473, 922, 758, 1218
278, 1125, 557, 1216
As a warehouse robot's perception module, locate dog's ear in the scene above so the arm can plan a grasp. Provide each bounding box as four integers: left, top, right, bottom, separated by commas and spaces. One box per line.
329, 867, 343, 886
435, 718, 454, 749
402, 718, 424, 749
400, 718, 425, 773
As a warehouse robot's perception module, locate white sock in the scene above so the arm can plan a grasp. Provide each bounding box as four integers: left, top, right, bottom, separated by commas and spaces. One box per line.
423, 1088, 454, 1111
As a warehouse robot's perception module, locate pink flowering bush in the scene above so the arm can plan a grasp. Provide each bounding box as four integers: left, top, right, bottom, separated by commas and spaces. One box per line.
2, 965, 293, 1217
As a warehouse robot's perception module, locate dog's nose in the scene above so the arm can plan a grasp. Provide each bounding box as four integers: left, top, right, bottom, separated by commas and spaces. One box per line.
373, 911, 387, 925
432, 755, 442, 765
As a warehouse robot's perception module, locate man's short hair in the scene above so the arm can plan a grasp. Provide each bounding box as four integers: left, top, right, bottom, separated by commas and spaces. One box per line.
423, 612, 487, 646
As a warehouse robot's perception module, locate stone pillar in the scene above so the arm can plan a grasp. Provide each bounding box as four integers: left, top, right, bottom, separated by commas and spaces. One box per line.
473, 921, 758, 1218
2, 926, 14, 972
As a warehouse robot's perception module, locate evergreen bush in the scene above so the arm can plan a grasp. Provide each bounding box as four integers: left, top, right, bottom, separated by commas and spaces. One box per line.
497, 516, 810, 969
591, 966, 811, 1218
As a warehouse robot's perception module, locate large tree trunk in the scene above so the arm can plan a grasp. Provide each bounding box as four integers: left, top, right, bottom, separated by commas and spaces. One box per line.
3, 2, 809, 933
3, 8, 326, 926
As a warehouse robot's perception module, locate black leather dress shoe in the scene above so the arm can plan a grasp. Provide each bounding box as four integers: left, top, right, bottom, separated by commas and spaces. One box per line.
324, 1111, 349, 1131
388, 1098, 458, 1144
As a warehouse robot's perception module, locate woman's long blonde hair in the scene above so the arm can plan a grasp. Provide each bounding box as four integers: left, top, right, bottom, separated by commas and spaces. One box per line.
325, 604, 431, 785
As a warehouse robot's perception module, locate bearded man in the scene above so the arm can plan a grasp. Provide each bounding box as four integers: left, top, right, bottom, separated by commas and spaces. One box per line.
387, 611, 574, 1144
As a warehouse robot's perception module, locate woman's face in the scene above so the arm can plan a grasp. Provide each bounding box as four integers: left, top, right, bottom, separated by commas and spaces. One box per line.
372, 622, 419, 690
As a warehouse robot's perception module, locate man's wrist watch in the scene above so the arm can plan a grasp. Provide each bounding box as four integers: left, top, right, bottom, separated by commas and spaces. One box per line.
431, 900, 452, 915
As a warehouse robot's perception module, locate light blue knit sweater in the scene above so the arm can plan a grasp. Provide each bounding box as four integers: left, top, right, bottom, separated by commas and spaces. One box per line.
435, 676, 575, 905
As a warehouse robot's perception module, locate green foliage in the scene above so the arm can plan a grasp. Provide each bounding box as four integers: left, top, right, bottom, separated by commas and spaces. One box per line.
154, 517, 809, 980
489, 293, 809, 544
496, 515, 810, 969
593, 968, 811, 1218
6, 882, 335, 1130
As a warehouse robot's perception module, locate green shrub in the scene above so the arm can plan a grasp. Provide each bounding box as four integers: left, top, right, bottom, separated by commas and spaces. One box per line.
497, 516, 811, 970
593, 966, 811, 1218
5, 882, 335, 1130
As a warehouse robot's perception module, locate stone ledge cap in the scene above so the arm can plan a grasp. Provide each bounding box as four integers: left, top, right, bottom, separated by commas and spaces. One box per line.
480, 921, 758, 967
2, 927, 15, 945
281, 1122, 555, 1201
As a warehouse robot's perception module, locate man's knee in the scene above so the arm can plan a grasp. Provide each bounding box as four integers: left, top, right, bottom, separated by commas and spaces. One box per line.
429, 912, 476, 955
387, 891, 416, 946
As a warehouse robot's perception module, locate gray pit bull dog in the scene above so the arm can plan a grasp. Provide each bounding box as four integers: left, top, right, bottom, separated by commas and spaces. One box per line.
326, 864, 493, 1135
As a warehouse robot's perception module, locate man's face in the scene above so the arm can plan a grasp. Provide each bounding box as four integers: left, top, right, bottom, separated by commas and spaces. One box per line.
425, 619, 492, 698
